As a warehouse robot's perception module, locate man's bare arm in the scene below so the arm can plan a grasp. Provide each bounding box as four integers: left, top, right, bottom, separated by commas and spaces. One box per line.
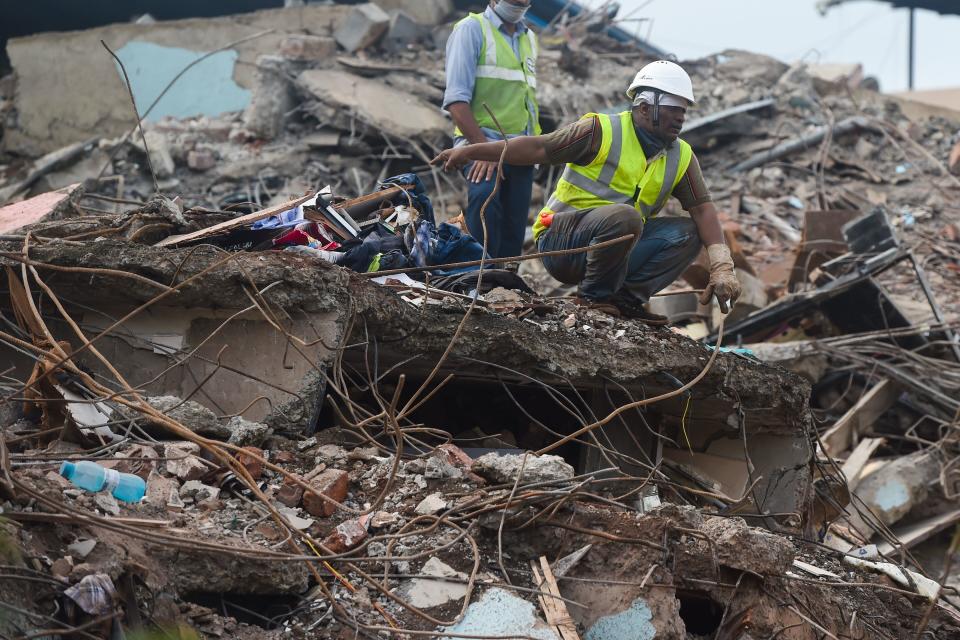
446, 102, 488, 145
431, 135, 550, 170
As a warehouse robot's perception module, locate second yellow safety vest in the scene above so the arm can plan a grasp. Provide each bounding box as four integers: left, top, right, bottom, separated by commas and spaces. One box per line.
453, 13, 540, 138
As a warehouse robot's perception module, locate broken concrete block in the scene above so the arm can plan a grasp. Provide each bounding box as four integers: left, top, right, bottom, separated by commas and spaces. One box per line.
949, 139, 960, 176
277, 506, 313, 531
401, 557, 468, 608
227, 416, 268, 447
243, 55, 295, 140
383, 10, 426, 52
425, 444, 478, 480
113, 444, 160, 478
699, 516, 796, 575
279, 34, 337, 60
164, 443, 208, 481
276, 476, 305, 508
144, 470, 179, 508
854, 450, 940, 527
186, 148, 216, 172
370, 511, 401, 529
334, 3, 390, 53
472, 453, 575, 485
415, 492, 448, 515
302, 468, 349, 517
94, 493, 120, 516
142, 130, 175, 179
51, 557, 73, 579
316, 444, 347, 464
166, 490, 185, 512
147, 396, 229, 439
67, 538, 97, 560
443, 587, 557, 639
321, 517, 368, 553
373, 0, 452, 25
297, 69, 449, 141
180, 480, 220, 503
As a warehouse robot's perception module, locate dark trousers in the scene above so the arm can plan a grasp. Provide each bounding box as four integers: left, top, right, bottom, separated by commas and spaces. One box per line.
536, 204, 702, 302
462, 162, 534, 259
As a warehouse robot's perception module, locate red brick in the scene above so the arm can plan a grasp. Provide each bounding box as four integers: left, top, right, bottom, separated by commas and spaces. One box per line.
273, 450, 296, 464
322, 517, 368, 553
236, 447, 263, 480
302, 468, 349, 517
276, 476, 305, 508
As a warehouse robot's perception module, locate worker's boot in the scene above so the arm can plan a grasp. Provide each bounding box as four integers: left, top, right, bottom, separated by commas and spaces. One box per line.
572, 296, 621, 318
610, 292, 669, 326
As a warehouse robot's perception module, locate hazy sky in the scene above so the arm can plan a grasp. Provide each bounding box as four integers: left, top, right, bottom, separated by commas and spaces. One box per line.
581, 0, 960, 93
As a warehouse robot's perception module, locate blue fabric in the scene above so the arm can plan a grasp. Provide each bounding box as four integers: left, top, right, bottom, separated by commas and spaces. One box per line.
463, 162, 533, 259
432, 222, 487, 275
381, 173, 436, 226
443, 6, 533, 145
251, 205, 304, 230
405, 218, 490, 276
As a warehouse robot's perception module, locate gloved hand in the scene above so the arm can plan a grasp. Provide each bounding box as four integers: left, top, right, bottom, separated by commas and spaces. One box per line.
698, 244, 742, 314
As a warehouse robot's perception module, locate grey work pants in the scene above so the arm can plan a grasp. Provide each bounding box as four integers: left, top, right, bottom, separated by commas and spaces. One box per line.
536, 204, 702, 302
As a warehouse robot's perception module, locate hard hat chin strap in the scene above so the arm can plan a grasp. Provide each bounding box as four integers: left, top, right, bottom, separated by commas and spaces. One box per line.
652, 90, 662, 128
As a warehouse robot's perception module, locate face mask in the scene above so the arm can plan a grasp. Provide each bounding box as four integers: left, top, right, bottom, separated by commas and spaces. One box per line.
494, 0, 529, 23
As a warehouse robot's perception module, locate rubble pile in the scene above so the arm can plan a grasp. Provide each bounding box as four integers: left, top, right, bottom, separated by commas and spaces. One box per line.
1, 1, 960, 638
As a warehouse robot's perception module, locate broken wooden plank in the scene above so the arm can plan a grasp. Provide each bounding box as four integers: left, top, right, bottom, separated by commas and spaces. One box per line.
878, 509, 960, 556
154, 193, 314, 247
339, 184, 412, 220
821, 379, 899, 457
840, 437, 884, 492
531, 556, 580, 640
7, 512, 170, 527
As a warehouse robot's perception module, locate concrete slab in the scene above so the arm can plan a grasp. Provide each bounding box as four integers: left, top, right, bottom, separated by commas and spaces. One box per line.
297, 69, 448, 141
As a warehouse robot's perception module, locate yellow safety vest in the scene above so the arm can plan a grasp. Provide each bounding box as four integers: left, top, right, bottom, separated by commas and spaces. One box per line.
533, 111, 693, 240
453, 13, 541, 137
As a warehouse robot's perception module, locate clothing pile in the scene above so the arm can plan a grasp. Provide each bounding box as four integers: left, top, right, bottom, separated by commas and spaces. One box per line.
192, 173, 530, 293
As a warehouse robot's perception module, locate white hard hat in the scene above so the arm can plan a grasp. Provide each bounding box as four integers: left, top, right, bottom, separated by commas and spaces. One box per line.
626, 60, 695, 105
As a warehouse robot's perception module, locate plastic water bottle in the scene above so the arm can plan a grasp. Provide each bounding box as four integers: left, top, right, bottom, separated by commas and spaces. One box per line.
59, 461, 146, 503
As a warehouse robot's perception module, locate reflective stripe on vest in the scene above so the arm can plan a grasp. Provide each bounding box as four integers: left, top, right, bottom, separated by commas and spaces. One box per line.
453, 13, 540, 137
534, 111, 692, 240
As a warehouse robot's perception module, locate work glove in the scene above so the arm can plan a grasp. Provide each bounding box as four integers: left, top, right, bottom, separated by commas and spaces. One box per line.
699, 244, 742, 314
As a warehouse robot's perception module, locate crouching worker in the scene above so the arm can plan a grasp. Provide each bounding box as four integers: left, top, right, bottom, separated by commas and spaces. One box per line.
431, 61, 742, 324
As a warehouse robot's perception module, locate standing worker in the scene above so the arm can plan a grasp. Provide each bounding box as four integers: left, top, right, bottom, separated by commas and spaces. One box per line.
431, 61, 742, 325
442, 0, 539, 259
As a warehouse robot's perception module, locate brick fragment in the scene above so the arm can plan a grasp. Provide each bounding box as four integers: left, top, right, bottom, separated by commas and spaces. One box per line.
302, 468, 349, 517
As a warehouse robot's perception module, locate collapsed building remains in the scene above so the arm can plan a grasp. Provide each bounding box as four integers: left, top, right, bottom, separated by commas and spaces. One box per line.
2, 1, 960, 638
